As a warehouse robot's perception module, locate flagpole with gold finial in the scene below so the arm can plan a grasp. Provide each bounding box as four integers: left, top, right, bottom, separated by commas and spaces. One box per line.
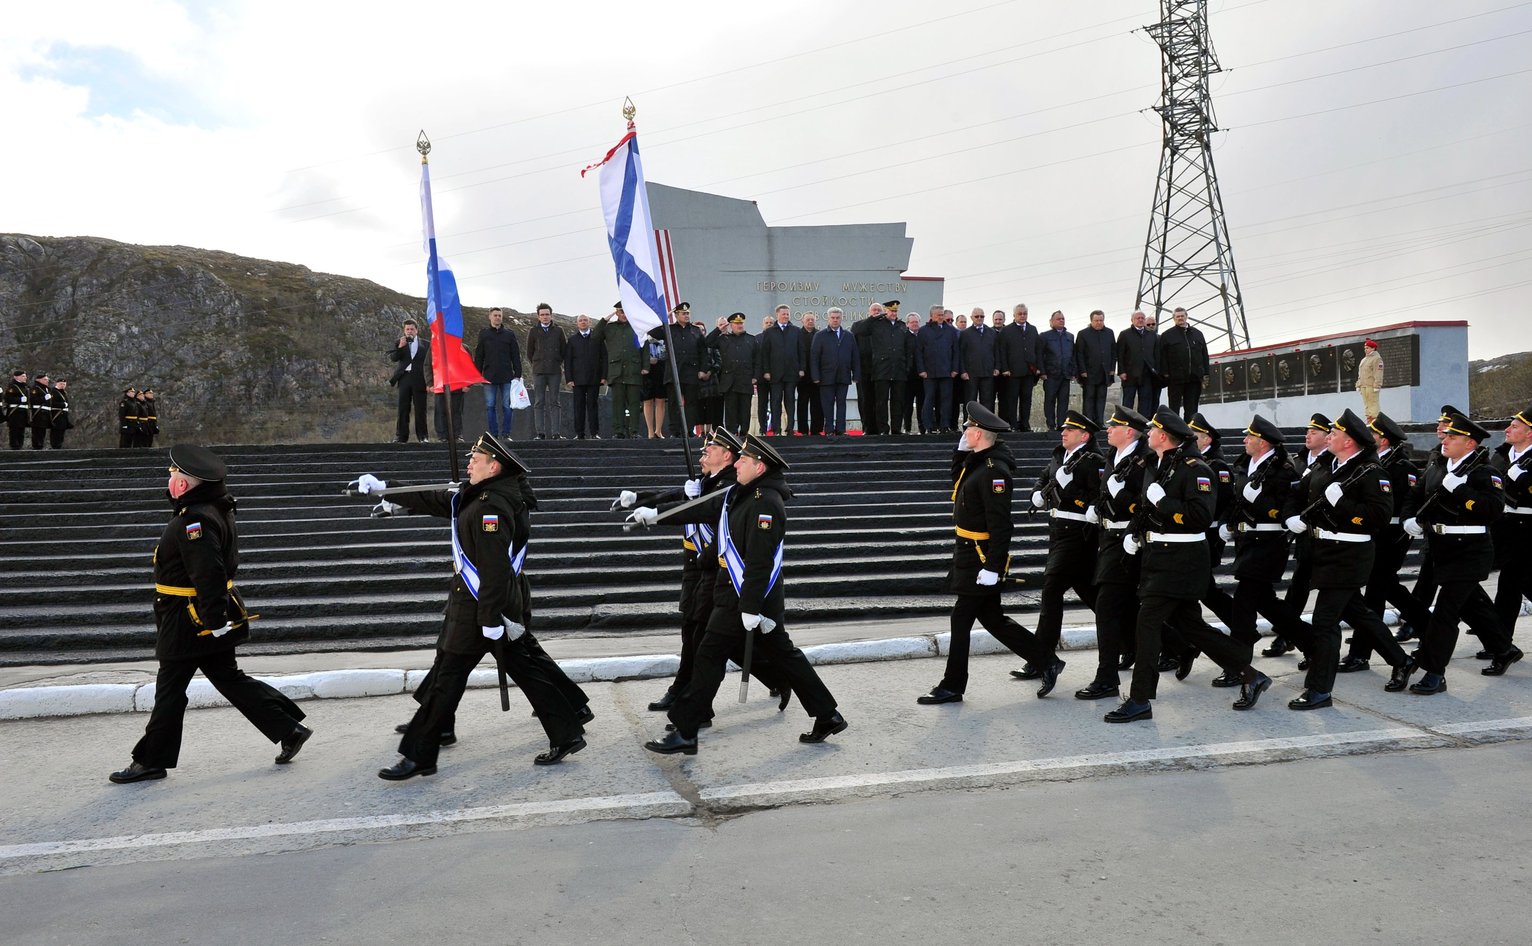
418, 130, 461, 483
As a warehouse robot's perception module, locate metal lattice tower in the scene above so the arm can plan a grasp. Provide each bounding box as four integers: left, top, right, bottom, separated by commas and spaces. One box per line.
1135, 0, 1249, 352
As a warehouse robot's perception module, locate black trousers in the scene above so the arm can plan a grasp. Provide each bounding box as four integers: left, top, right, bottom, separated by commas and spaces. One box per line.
572, 384, 600, 436
1079, 382, 1108, 428
1120, 378, 1155, 414
400, 634, 586, 767
669, 382, 701, 435
1351, 534, 1433, 660
969, 376, 996, 412
939, 592, 1054, 694
796, 377, 822, 434
433, 390, 465, 441
870, 379, 904, 435
902, 374, 925, 432
1166, 380, 1201, 420
396, 382, 428, 441
30, 426, 47, 449
1417, 581, 1512, 675
819, 383, 850, 434
1042, 376, 1070, 431
723, 391, 753, 436
1284, 534, 1315, 615
1000, 374, 1039, 430
922, 377, 953, 432
669, 614, 836, 738
1092, 583, 1139, 684
133, 649, 304, 768
1129, 595, 1249, 702
765, 379, 795, 433
49, 428, 66, 448
1494, 520, 1532, 639
1037, 564, 1099, 653
1304, 587, 1403, 693
1227, 579, 1310, 656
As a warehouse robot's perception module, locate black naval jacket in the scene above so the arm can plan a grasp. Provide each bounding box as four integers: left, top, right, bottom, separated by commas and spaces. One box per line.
950, 439, 1018, 595
1295, 452, 1392, 590
1490, 441, 1532, 568
1491, 442, 1532, 511
663, 470, 792, 625
647, 466, 740, 616
715, 331, 759, 395
1133, 445, 1216, 600
1033, 442, 1103, 575
50, 388, 71, 430
1229, 446, 1299, 582
392, 472, 532, 655
1092, 437, 1152, 586
4, 379, 30, 426
152, 481, 250, 659
1403, 447, 1504, 583
1376, 443, 1421, 555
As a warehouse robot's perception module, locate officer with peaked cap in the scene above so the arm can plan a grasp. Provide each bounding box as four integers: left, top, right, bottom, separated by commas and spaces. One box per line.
365, 434, 590, 778
1012, 409, 1102, 681
918, 401, 1065, 705
1188, 413, 1236, 624
1213, 415, 1313, 683
1396, 404, 1467, 643
111, 445, 312, 783
1280, 409, 1406, 706
1075, 404, 1154, 698
615, 427, 791, 715
4, 369, 29, 449
1344, 412, 1433, 675
1490, 404, 1532, 649
1264, 412, 1335, 658
641, 433, 848, 753
715, 312, 758, 436
1105, 409, 1272, 722
1402, 413, 1521, 692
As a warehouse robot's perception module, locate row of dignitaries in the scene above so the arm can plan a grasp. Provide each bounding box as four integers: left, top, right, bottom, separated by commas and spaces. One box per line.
5, 369, 72, 449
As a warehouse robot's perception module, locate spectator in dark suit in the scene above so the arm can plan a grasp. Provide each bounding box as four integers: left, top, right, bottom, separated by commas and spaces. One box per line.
526, 303, 568, 439
1039, 311, 1074, 431
901, 314, 925, 433
810, 307, 860, 436
563, 314, 607, 438
664, 303, 706, 437
1074, 309, 1116, 427
916, 306, 960, 433
795, 312, 823, 435
759, 305, 802, 435
1158, 306, 1210, 420
998, 303, 1040, 431
389, 318, 431, 443
1115, 310, 1158, 414
474, 307, 522, 438
951, 311, 969, 427
959, 306, 1001, 412
852, 300, 909, 435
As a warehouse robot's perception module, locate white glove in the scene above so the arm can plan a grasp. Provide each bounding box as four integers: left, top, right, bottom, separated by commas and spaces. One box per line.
1146, 483, 1167, 505
503, 619, 527, 641
1106, 475, 1125, 498
1241, 481, 1260, 503
1325, 482, 1345, 506
1404, 517, 1424, 537
758, 615, 778, 633
976, 568, 999, 586
1510, 465, 1527, 481
1085, 507, 1101, 525
1218, 524, 1233, 542
351, 473, 387, 495
208, 622, 233, 638
683, 478, 702, 499
626, 506, 659, 526
1443, 471, 1467, 492
1122, 535, 1140, 556
611, 489, 639, 511
741, 612, 763, 631
1054, 467, 1073, 488
370, 499, 403, 519
1030, 491, 1045, 509
482, 624, 505, 641
956, 433, 972, 452
1285, 515, 1306, 534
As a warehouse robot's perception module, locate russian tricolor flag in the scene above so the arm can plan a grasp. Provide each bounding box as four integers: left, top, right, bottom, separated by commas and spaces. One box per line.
420, 160, 486, 390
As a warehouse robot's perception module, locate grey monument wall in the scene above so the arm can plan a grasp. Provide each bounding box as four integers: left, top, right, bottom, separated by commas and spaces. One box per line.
1197, 321, 1469, 427
646, 182, 944, 324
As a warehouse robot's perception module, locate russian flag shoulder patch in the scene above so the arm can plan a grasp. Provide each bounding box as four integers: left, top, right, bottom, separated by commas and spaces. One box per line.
184, 522, 203, 541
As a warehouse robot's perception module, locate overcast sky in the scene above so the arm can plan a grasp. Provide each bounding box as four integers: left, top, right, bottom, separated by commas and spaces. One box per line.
4, 0, 1530, 358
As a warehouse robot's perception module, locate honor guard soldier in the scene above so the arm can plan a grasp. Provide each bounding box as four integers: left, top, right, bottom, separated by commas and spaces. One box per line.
368, 435, 591, 779
1189, 413, 1236, 628
27, 372, 53, 449
1266, 412, 1333, 658
1489, 405, 1532, 649
4, 369, 29, 450
1342, 413, 1434, 675
1105, 409, 1271, 723
1280, 410, 1408, 706
48, 379, 72, 448
639, 434, 848, 754
919, 401, 1064, 705
715, 313, 759, 436
1396, 405, 1462, 642
1402, 413, 1521, 693
1213, 415, 1314, 686
614, 427, 790, 714
1075, 405, 1153, 699
1012, 409, 1102, 681
118, 386, 138, 448
110, 446, 311, 783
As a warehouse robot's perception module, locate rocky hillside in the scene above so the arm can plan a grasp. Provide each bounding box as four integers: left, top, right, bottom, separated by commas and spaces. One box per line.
1470, 350, 1532, 419
0, 234, 545, 447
